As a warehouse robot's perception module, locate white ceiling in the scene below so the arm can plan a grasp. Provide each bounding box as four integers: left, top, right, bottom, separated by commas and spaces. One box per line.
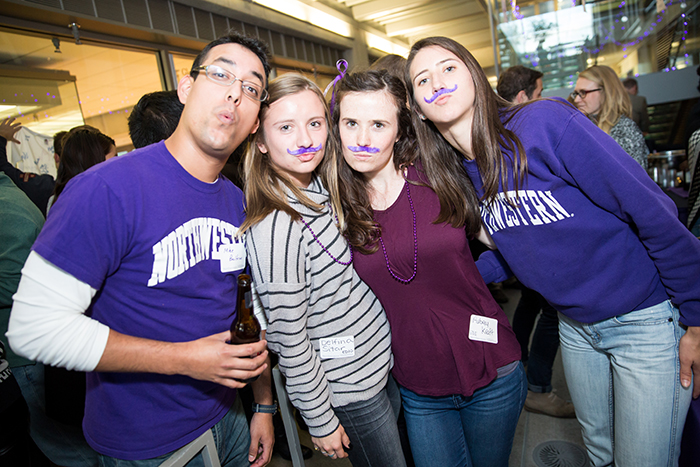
333, 0, 497, 68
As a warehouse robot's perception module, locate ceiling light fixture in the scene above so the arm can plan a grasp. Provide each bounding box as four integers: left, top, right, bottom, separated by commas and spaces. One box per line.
68, 23, 82, 45
253, 0, 351, 37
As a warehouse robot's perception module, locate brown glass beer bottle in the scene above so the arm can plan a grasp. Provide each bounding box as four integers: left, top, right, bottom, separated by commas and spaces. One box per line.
230, 273, 261, 383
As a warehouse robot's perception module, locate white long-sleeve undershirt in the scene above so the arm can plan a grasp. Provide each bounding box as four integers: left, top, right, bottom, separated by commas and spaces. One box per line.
7, 251, 109, 371
7, 251, 268, 373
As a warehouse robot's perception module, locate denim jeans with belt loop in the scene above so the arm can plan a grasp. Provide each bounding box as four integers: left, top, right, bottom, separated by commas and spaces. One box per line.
558, 300, 692, 467
399, 362, 526, 467
334, 385, 407, 467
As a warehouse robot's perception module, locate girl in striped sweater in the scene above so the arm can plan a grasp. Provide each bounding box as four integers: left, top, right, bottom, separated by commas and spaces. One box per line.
241, 73, 406, 467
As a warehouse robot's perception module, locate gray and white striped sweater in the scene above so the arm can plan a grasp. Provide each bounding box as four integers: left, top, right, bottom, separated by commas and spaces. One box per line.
246, 176, 393, 438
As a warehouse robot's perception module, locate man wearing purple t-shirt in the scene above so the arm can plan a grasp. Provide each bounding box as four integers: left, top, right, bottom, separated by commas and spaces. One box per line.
8, 32, 275, 467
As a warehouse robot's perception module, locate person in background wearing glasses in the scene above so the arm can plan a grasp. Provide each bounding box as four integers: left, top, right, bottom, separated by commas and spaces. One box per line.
572, 65, 649, 170
8, 32, 276, 467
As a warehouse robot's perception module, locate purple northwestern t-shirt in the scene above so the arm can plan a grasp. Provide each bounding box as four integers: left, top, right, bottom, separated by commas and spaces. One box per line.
352, 166, 520, 398
32, 142, 247, 459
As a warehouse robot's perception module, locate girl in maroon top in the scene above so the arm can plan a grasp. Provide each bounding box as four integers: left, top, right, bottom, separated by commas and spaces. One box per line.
331, 69, 525, 467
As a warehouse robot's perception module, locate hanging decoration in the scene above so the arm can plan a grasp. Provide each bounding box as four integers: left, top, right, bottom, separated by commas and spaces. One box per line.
323, 59, 348, 115
510, 0, 524, 20
668, 13, 690, 70
509, 0, 686, 75
580, 0, 680, 57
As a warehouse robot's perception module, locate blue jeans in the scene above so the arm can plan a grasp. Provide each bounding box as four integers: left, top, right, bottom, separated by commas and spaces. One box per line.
13, 363, 99, 467
399, 363, 526, 467
558, 301, 692, 467
98, 396, 250, 467
335, 387, 407, 467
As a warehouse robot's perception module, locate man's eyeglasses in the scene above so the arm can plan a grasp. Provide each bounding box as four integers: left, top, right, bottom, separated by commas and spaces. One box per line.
570, 88, 602, 100
194, 65, 268, 102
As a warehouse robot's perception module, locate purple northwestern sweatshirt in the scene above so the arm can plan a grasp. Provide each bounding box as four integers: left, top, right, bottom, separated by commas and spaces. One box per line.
464, 98, 700, 326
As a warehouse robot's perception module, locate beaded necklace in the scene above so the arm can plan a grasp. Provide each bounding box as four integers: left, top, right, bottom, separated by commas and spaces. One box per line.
378, 182, 417, 283
298, 208, 353, 266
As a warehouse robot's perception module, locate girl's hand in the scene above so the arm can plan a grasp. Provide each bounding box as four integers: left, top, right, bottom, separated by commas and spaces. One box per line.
311, 424, 351, 459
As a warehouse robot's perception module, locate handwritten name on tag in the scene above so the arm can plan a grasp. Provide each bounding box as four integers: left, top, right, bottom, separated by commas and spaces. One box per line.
468, 315, 498, 344
219, 243, 246, 273
319, 336, 355, 359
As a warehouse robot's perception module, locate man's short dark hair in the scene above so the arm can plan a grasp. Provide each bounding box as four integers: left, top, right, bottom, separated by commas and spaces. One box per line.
190, 30, 271, 87
128, 91, 184, 148
497, 65, 544, 102
622, 78, 638, 90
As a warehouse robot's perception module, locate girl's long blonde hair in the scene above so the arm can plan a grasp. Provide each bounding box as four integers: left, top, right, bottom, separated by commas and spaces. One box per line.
240, 73, 342, 233
578, 65, 632, 134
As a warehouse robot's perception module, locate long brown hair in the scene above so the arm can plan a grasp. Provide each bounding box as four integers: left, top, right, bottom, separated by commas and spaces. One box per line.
240, 73, 342, 233
405, 37, 528, 209
578, 65, 632, 134
52, 126, 115, 203
331, 69, 418, 253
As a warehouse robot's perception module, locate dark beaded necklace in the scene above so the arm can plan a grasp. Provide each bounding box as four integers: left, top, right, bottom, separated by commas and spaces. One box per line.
298, 208, 353, 266
378, 182, 417, 283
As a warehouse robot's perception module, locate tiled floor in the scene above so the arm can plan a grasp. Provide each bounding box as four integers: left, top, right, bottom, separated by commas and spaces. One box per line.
267, 286, 587, 467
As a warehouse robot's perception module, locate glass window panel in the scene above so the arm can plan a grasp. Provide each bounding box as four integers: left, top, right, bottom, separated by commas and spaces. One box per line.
519, 5, 536, 18
173, 54, 195, 84
0, 29, 163, 150
497, 0, 698, 92
539, 1, 555, 14
0, 75, 83, 138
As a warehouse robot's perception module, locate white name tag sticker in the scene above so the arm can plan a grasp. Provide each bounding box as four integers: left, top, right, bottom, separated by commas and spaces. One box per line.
219, 243, 246, 273
319, 336, 355, 359
468, 315, 498, 344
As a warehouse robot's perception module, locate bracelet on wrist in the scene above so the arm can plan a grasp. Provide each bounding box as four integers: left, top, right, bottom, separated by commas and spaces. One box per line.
252, 401, 278, 415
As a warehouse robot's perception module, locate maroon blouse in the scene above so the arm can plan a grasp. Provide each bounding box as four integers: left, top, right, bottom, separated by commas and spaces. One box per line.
352, 166, 520, 397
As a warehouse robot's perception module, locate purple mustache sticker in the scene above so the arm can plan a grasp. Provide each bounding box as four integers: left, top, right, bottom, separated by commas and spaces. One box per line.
424, 84, 458, 104
347, 145, 380, 154
287, 143, 322, 155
